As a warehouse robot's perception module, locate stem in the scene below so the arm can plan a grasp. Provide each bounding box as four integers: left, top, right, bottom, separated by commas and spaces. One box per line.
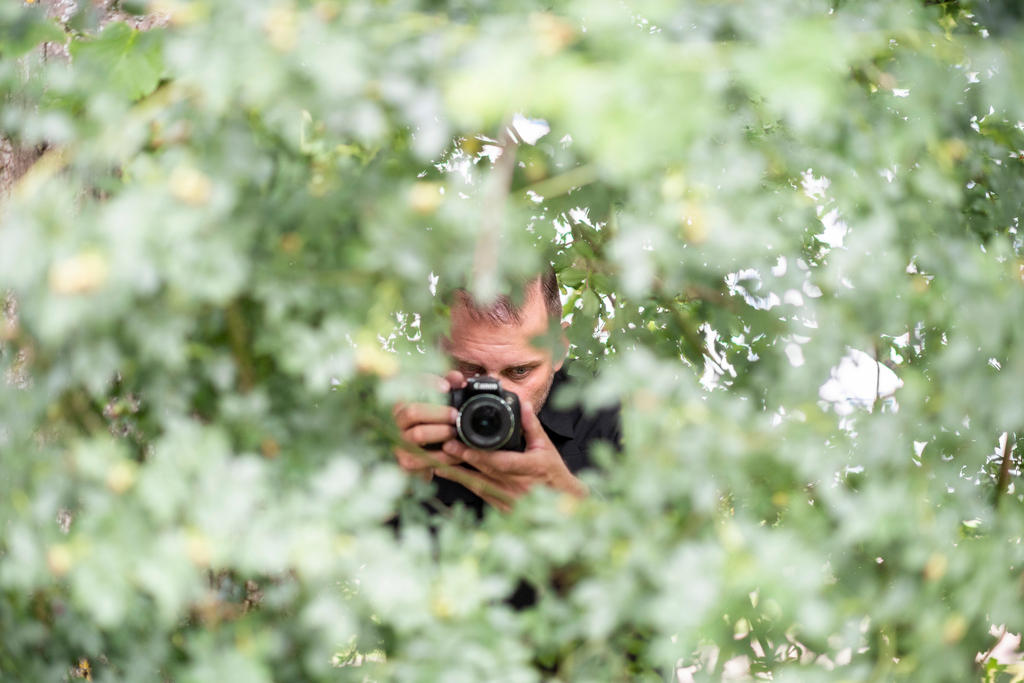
472, 120, 517, 296
872, 341, 882, 413
994, 432, 1015, 506
431, 460, 515, 509
682, 284, 731, 307
70, 390, 106, 435
520, 164, 598, 200
976, 625, 1007, 669
868, 625, 896, 682
226, 301, 255, 393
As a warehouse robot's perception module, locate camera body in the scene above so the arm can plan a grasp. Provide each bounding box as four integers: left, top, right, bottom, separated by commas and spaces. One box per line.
450, 376, 526, 452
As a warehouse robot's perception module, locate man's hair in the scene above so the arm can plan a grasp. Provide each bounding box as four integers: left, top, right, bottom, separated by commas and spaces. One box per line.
453, 267, 561, 325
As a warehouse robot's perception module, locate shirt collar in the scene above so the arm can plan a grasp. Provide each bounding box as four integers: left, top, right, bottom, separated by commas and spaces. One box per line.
538, 368, 576, 439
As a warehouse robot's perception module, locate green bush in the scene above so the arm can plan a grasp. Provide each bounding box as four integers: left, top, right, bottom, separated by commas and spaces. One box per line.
1, 0, 1022, 680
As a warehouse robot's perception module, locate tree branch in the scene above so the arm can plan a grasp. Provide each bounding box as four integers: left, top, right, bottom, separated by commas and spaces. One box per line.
226, 301, 255, 394
472, 120, 518, 298
995, 431, 1016, 506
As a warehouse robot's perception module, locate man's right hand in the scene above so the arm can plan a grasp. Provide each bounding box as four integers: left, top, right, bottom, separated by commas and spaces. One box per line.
390, 371, 466, 481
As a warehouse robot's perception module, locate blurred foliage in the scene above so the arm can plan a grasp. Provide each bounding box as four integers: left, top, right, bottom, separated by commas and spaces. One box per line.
1, 0, 1023, 681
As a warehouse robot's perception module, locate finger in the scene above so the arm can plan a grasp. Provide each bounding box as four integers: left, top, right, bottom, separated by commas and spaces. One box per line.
394, 403, 457, 430
391, 401, 406, 419
393, 446, 458, 472
442, 438, 469, 461
443, 439, 523, 476
442, 439, 493, 471
433, 374, 451, 393
432, 463, 513, 512
394, 447, 431, 472
412, 372, 450, 394
444, 370, 467, 390
519, 400, 551, 450
403, 423, 456, 447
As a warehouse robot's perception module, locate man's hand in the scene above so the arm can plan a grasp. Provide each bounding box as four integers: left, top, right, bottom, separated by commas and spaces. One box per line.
436, 399, 587, 512
390, 371, 465, 481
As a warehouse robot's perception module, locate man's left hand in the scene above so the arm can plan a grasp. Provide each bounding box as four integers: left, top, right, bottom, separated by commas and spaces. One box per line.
435, 400, 587, 512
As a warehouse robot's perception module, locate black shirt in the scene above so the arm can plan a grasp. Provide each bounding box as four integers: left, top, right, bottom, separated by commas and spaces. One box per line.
431, 367, 621, 516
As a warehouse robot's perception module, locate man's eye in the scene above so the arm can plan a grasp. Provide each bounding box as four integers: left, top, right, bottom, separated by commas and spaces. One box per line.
508, 366, 531, 378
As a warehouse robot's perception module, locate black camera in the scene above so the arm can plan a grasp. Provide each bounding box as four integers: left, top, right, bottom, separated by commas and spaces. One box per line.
450, 376, 525, 452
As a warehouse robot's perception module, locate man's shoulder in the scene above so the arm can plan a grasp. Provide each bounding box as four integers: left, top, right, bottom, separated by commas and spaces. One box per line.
540, 364, 621, 448
555, 363, 621, 413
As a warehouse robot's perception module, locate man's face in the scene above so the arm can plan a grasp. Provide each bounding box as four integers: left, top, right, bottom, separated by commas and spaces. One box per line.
445, 286, 564, 414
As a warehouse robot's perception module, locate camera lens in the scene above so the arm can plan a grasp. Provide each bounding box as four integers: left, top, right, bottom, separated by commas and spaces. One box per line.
470, 404, 502, 437
457, 395, 513, 450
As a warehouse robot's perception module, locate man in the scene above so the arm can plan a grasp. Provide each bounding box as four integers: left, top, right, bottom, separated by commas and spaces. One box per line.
390, 268, 621, 514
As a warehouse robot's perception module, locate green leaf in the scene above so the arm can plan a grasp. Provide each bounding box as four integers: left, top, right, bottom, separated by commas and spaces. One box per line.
0, 5, 65, 57
69, 21, 163, 101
